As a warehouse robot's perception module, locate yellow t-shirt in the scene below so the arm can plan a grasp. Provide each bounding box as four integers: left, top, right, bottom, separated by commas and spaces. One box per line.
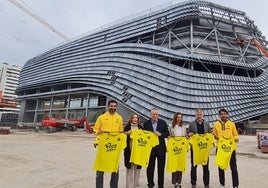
94, 133, 126, 172
190, 133, 214, 166
94, 112, 123, 133
129, 130, 159, 167
166, 136, 189, 173
215, 137, 236, 170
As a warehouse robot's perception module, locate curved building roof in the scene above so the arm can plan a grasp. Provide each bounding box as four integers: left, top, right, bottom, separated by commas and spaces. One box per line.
17, 0, 268, 123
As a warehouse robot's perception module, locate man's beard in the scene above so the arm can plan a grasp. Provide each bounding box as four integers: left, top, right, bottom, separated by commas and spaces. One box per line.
109, 109, 116, 114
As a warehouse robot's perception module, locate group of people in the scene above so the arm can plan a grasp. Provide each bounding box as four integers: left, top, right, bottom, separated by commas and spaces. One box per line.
93, 100, 239, 188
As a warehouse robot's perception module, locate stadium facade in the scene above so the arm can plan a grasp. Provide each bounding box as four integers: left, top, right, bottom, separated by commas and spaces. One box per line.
17, 0, 268, 126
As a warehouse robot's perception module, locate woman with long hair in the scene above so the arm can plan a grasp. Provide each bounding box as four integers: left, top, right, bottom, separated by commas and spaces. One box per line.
168, 112, 187, 188
124, 113, 143, 188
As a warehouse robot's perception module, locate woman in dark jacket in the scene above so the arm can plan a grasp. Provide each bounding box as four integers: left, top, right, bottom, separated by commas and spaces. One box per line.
124, 113, 143, 188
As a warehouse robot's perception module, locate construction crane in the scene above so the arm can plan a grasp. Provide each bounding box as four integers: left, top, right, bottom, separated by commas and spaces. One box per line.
8, 0, 70, 41
252, 39, 268, 57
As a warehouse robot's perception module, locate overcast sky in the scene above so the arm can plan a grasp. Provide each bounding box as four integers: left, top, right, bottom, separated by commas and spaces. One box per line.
1, 0, 267, 67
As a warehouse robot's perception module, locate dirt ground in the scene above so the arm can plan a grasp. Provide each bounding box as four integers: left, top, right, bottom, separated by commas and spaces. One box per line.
0, 130, 267, 188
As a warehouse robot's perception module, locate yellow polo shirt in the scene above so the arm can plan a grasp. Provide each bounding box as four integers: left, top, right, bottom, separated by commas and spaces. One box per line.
94, 112, 123, 133
213, 119, 238, 140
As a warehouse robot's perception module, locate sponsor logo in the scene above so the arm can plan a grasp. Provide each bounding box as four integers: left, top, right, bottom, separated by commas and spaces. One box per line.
137, 138, 148, 147
198, 141, 208, 149
221, 144, 232, 152
173, 147, 182, 154
105, 142, 117, 151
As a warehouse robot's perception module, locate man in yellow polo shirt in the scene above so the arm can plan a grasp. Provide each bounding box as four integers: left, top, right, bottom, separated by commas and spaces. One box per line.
94, 99, 123, 188
213, 108, 239, 188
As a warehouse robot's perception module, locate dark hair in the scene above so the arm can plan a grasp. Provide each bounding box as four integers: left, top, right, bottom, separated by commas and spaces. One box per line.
219, 108, 228, 114
171, 112, 183, 127
108, 100, 117, 106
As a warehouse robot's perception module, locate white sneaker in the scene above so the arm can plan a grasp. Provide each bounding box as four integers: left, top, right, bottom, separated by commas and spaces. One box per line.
220, 185, 225, 188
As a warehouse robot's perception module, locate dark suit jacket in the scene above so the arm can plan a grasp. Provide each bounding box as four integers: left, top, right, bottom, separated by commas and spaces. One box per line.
143, 118, 169, 155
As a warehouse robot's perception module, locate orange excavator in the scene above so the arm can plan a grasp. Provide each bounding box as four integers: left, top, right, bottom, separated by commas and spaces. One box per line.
0, 91, 18, 108
235, 38, 268, 57
41, 116, 93, 133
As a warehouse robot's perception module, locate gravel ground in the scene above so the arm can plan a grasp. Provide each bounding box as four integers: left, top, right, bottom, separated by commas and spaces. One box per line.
0, 130, 267, 188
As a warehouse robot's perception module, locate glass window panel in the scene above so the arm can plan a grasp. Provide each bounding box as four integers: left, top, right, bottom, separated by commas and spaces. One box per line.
53, 97, 68, 108
89, 96, 98, 107
51, 110, 66, 118
39, 98, 51, 109
70, 97, 82, 108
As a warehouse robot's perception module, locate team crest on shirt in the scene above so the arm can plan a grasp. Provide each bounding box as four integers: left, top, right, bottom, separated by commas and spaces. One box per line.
115, 119, 120, 124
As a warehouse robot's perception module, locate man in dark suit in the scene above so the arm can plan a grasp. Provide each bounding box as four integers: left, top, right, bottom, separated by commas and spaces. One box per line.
143, 108, 169, 188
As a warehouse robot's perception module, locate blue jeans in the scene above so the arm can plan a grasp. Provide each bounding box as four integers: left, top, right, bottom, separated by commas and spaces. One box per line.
96, 171, 119, 188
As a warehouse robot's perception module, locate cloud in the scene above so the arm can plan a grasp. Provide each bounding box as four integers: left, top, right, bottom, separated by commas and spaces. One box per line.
1, 0, 267, 67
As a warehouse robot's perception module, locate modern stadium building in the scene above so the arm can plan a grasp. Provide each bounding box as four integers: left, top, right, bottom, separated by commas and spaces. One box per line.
17, 0, 268, 127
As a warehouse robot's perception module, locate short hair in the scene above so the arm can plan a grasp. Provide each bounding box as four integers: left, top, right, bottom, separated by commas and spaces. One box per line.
219, 108, 228, 114
196, 109, 204, 114
108, 100, 117, 106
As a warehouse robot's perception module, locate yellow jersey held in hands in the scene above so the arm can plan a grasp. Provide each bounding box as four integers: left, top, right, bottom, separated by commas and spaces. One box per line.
215, 137, 236, 170
189, 133, 214, 166
166, 136, 189, 173
129, 130, 159, 167
94, 132, 126, 172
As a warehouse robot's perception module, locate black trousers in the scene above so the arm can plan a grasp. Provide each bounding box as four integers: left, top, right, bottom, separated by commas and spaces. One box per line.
218, 150, 239, 188
190, 148, 210, 186
172, 171, 182, 185
147, 148, 166, 188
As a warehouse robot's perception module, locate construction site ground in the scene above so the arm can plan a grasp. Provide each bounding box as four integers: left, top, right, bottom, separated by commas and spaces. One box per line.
1, 130, 267, 188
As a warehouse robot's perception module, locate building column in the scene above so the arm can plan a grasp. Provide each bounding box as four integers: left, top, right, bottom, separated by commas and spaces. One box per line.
65, 94, 70, 119
33, 98, 39, 129
49, 97, 53, 117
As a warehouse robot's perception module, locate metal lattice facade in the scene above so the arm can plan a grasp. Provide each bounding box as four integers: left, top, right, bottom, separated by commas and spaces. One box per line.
17, 0, 268, 124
